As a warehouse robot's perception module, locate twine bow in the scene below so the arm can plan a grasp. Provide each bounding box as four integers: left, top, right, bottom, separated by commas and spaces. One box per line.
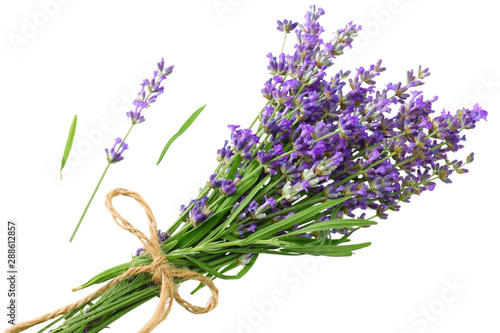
5, 188, 219, 333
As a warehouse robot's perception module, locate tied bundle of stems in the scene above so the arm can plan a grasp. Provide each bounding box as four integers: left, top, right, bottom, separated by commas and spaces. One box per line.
15, 5, 486, 333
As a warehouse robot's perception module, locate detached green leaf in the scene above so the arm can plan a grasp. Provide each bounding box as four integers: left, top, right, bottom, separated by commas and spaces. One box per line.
157, 104, 207, 165
60, 115, 77, 180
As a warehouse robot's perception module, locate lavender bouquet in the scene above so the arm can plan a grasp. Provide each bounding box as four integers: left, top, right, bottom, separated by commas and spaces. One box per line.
7, 6, 487, 333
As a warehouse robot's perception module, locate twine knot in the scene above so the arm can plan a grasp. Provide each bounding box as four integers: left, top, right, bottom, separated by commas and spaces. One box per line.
5, 188, 219, 333
151, 256, 170, 285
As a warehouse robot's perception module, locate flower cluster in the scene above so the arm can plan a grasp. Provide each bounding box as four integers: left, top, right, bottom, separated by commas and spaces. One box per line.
105, 58, 174, 164
179, 5, 486, 245
126, 58, 174, 125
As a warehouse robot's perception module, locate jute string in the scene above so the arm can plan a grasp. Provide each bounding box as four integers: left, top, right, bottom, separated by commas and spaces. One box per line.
5, 188, 219, 333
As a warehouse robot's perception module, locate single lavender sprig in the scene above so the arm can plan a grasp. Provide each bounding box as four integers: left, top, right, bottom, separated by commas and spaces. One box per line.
69, 59, 174, 242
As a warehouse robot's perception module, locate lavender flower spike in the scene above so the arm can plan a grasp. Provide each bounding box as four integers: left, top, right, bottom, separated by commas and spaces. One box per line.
126, 58, 174, 125
105, 137, 128, 164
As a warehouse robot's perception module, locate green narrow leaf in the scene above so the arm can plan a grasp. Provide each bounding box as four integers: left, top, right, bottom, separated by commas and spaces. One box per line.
175, 210, 230, 249
227, 154, 242, 181
200, 174, 271, 246
73, 262, 131, 291
161, 239, 178, 253
281, 219, 377, 237
242, 197, 350, 245
280, 242, 372, 257
279, 237, 347, 247
157, 104, 207, 165
60, 115, 77, 180
219, 262, 240, 275
184, 253, 258, 280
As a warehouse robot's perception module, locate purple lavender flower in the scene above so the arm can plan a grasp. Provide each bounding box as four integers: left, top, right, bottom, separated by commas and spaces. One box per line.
185, 196, 210, 225
157, 230, 170, 243
459, 103, 488, 129
126, 58, 174, 125
232, 224, 257, 238
188, 205, 208, 225
134, 229, 169, 257
256, 145, 284, 175
208, 173, 223, 188
277, 19, 299, 33
135, 247, 145, 257
126, 100, 147, 124
216, 140, 234, 163
247, 200, 259, 215
267, 53, 287, 76
280, 152, 302, 183
253, 196, 277, 219
220, 179, 237, 196
105, 137, 128, 163
228, 125, 260, 160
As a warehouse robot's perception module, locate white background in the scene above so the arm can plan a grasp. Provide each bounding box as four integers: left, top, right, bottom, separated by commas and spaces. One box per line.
1, 0, 499, 332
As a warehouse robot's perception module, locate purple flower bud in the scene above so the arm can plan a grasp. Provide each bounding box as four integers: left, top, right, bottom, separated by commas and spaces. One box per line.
157, 230, 170, 243
228, 125, 260, 161
186, 196, 210, 225
247, 200, 258, 214
267, 52, 287, 75
216, 140, 234, 163
209, 173, 222, 188
277, 19, 299, 33
220, 179, 237, 196
254, 196, 277, 219
135, 247, 145, 257
105, 137, 128, 163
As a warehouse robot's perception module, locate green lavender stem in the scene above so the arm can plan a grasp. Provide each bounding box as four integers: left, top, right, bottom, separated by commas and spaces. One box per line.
69, 163, 111, 242
281, 32, 287, 53
69, 124, 134, 242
